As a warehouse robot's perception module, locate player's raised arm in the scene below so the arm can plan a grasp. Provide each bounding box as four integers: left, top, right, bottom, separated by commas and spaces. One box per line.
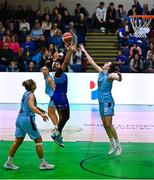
80, 44, 102, 73
61, 44, 76, 71
108, 72, 122, 82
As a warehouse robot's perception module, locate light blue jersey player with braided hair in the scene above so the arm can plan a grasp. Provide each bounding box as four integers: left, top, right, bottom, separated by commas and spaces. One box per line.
80, 44, 122, 156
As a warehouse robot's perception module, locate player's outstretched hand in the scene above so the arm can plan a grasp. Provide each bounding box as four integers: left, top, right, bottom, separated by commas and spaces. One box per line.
67, 43, 76, 52
79, 44, 86, 52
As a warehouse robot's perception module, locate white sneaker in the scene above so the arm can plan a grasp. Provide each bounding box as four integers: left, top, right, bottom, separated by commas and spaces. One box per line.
51, 128, 60, 138
115, 145, 122, 156
108, 145, 116, 155
39, 161, 55, 170
4, 161, 19, 170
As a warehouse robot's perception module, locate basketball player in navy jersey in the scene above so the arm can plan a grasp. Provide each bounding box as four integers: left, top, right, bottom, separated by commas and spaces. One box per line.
51, 44, 76, 147
80, 44, 122, 156
4, 79, 55, 170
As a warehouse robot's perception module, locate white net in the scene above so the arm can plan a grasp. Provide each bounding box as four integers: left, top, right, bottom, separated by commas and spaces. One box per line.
130, 16, 152, 38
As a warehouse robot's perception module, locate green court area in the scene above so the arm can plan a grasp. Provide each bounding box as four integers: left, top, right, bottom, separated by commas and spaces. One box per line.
0, 141, 154, 179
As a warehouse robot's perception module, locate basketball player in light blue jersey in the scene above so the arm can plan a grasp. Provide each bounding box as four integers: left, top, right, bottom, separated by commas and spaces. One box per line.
42, 66, 59, 130
3, 79, 55, 170
80, 44, 122, 156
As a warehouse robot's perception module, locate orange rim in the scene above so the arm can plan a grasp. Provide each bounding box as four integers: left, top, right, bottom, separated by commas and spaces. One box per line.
130, 15, 154, 19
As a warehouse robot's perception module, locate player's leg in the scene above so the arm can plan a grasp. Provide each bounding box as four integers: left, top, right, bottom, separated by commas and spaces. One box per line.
99, 101, 116, 154
34, 137, 55, 170
4, 137, 24, 170
51, 107, 70, 147
103, 115, 122, 155
48, 100, 59, 126
4, 116, 26, 170
57, 107, 70, 134
24, 117, 55, 170
102, 116, 116, 155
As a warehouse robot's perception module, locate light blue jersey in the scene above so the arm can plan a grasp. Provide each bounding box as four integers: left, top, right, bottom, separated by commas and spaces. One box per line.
44, 74, 55, 107
98, 71, 115, 117
19, 91, 35, 117
45, 74, 54, 97
15, 91, 41, 140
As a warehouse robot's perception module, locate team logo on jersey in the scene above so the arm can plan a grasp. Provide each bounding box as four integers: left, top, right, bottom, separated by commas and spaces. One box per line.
90, 81, 98, 100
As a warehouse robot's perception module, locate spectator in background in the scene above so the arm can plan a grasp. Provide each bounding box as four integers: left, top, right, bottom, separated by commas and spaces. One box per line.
94, 2, 106, 32
19, 18, 30, 36
30, 22, 43, 41
6, 59, 19, 72
40, 48, 53, 69
32, 9, 42, 24
57, 2, 68, 17
25, 4, 34, 21
0, 20, 5, 34
8, 35, 20, 55
74, 3, 89, 20
127, 4, 138, 16
134, 0, 151, 15
14, 4, 25, 20
129, 52, 143, 73
21, 35, 36, 58
143, 51, 154, 72
55, 14, 65, 33
42, 14, 52, 38
50, 23, 58, 37
48, 43, 56, 58
151, 4, 154, 15
106, 2, 117, 34
143, 51, 154, 73
51, 7, 59, 23
70, 45, 83, 72
116, 4, 127, 24
146, 42, 154, 59
6, 21, 17, 34
26, 60, 38, 72
62, 9, 72, 31
42, 7, 51, 19
129, 42, 142, 60
48, 29, 63, 50
116, 49, 130, 73
2, 29, 11, 43
75, 13, 87, 44
0, 42, 14, 71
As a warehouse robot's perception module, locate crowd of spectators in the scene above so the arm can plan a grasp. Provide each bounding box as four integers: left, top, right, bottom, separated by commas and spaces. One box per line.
0, 1, 154, 73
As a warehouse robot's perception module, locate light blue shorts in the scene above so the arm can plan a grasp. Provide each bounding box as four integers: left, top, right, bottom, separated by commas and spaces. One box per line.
99, 99, 115, 118
15, 115, 41, 140
48, 96, 55, 107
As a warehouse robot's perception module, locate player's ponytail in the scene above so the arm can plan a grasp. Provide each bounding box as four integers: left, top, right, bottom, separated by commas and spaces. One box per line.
22, 79, 35, 91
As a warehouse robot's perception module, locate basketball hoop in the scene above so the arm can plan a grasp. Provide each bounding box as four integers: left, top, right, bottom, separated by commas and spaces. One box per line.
129, 15, 154, 38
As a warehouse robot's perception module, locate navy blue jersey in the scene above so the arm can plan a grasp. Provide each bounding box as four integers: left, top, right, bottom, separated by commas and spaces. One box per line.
52, 69, 69, 109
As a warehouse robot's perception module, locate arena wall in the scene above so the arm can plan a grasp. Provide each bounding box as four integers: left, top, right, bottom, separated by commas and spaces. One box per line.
0, 72, 154, 105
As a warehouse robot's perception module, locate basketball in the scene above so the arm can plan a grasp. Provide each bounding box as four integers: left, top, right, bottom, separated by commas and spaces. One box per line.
62, 32, 73, 43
